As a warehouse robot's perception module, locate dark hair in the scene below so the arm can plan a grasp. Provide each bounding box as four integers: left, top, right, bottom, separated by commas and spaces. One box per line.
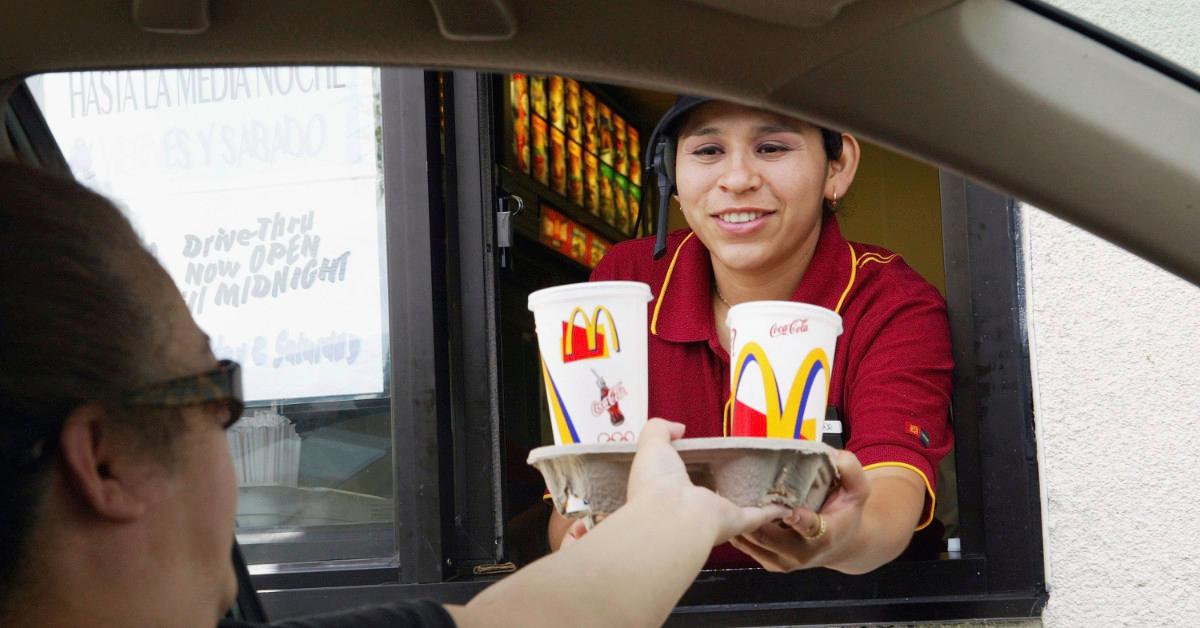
818, 128, 843, 162
0, 160, 179, 606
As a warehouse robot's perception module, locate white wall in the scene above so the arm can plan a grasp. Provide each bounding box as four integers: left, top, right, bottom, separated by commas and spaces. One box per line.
1022, 210, 1200, 626
941, 2, 1200, 626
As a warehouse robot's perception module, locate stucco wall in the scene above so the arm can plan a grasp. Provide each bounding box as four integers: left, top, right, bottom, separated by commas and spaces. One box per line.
944, 2, 1200, 626
1022, 209, 1200, 626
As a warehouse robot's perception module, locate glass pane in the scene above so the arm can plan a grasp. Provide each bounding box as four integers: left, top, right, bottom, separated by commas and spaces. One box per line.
28, 67, 396, 567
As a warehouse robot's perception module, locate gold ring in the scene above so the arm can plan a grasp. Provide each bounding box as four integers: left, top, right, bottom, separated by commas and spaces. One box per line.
801, 514, 827, 540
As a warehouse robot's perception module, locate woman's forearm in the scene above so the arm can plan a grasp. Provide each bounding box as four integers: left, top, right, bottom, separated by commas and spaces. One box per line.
456, 496, 718, 628
825, 471, 924, 574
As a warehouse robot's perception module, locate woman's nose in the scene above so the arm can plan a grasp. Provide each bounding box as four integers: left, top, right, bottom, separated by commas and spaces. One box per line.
718, 151, 762, 193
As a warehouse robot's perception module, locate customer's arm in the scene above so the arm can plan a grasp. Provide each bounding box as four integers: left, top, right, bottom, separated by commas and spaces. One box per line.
448, 420, 788, 628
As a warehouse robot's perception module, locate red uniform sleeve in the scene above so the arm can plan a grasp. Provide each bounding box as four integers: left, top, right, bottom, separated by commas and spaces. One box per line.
842, 281, 954, 531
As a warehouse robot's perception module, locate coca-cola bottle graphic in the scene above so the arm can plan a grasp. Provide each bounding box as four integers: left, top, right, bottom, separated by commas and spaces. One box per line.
591, 369, 625, 426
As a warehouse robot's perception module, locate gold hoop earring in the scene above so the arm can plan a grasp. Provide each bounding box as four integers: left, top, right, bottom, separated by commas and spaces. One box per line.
830, 190, 839, 208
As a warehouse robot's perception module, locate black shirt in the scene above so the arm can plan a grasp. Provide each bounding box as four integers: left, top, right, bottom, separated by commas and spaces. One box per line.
220, 600, 456, 628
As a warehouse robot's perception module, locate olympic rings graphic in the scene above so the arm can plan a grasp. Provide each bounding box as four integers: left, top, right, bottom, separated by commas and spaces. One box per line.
597, 431, 634, 443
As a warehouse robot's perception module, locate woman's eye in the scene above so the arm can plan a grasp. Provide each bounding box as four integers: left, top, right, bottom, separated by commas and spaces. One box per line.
758, 143, 791, 155
690, 145, 723, 157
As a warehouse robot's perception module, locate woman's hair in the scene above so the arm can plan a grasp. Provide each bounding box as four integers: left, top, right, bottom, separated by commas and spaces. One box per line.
0, 159, 178, 606
817, 128, 843, 162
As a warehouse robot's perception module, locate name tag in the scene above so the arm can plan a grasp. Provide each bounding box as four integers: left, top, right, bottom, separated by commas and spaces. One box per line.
822, 406, 844, 448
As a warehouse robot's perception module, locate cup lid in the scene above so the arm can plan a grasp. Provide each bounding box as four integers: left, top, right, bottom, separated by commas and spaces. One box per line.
528, 281, 653, 311
725, 301, 843, 335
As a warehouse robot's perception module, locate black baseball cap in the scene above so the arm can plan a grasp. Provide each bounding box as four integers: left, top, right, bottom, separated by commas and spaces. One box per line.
644, 94, 712, 178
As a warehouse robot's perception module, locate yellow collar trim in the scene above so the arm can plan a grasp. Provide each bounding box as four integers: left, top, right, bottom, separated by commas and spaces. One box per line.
857, 251, 898, 268
834, 242, 858, 315
650, 231, 697, 336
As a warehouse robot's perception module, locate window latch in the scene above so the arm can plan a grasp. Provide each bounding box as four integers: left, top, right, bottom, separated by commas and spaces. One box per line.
496, 195, 524, 269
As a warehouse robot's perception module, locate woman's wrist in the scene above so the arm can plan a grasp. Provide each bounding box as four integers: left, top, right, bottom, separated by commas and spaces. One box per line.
626, 486, 723, 546
823, 511, 873, 573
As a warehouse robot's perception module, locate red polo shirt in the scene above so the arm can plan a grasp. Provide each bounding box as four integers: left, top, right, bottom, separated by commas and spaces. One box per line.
591, 215, 953, 566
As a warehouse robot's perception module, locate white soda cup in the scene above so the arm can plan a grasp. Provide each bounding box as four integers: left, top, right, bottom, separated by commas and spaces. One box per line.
528, 281, 653, 445
725, 302, 843, 441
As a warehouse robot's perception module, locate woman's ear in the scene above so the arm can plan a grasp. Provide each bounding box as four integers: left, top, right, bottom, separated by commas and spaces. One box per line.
826, 133, 861, 203
58, 404, 155, 521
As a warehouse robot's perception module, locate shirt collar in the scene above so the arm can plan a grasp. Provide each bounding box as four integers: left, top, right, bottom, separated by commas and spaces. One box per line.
651, 214, 852, 344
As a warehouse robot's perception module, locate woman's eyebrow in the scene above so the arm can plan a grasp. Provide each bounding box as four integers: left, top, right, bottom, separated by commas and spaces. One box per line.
681, 121, 802, 139
681, 126, 721, 138
755, 123, 802, 134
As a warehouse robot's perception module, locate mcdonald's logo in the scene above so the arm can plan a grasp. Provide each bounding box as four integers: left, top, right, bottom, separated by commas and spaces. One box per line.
561, 305, 621, 363
729, 342, 830, 440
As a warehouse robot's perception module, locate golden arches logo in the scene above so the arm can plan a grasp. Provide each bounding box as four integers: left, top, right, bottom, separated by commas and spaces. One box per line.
561, 305, 621, 362
729, 342, 829, 440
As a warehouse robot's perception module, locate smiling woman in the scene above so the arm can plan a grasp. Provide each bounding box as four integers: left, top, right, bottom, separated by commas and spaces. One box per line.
546, 97, 953, 576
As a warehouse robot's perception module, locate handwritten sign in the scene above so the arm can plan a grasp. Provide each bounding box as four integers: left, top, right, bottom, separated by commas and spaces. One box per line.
31, 67, 387, 401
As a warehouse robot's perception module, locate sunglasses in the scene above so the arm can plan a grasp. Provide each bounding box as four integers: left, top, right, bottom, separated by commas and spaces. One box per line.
5, 360, 245, 471
123, 359, 245, 428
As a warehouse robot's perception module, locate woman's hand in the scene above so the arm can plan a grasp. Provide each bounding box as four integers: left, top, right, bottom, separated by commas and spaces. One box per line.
730, 450, 925, 574
730, 449, 866, 572
557, 518, 588, 550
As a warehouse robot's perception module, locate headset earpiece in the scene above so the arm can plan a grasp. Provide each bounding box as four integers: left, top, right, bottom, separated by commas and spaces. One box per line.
651, 136, 677, 260
662, 137, 677, 189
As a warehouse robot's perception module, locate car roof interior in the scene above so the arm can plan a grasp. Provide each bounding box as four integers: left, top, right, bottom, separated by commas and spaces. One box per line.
2, 0, 1198, 285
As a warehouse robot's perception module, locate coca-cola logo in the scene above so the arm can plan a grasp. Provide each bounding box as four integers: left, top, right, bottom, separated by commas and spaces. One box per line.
591, 382, 628, 417
769, 318, 809, 337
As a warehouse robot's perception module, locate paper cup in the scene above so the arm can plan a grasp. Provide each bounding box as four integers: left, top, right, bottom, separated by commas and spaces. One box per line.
726, 302, 843, 441
529, 281, 653, 445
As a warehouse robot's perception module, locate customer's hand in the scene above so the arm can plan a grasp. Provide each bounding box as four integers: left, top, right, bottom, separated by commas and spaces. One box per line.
627, 419, 789, 546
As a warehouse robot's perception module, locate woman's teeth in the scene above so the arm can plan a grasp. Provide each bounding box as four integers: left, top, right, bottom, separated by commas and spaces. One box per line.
718, 211, 765, 224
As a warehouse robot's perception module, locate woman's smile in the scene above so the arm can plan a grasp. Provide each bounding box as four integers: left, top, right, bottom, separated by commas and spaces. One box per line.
712, 207, 775, 234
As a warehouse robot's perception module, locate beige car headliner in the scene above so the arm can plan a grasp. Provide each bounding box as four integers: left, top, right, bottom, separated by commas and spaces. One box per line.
2, 0, 1198, 285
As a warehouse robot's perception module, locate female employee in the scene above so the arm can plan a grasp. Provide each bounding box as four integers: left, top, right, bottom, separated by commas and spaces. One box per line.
550, 97, 953, 575
0, 160, 788, 628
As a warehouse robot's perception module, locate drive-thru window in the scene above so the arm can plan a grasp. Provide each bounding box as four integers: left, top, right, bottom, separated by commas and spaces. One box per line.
15, 66, 1044, 625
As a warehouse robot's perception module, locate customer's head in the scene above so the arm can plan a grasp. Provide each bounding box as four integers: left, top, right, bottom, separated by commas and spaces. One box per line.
0, 160, 240, 626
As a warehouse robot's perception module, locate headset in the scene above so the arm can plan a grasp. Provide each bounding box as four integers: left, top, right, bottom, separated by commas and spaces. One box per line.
639, 96, 844, 260
649, 133, 678, 260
